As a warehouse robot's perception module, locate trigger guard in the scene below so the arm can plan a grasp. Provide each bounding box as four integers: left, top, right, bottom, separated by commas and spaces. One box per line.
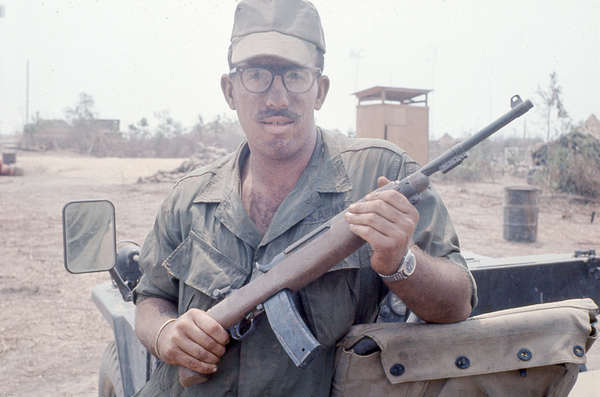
229, 318, 256, 341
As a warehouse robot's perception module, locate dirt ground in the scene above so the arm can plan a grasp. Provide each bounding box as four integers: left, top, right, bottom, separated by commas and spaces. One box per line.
1, 150, 599, 396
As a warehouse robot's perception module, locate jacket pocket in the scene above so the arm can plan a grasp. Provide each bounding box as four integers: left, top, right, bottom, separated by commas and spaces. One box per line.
163, 230, 250, 313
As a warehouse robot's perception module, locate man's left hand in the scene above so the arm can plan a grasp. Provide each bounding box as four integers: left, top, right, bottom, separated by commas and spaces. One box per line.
344, 176, 419, 276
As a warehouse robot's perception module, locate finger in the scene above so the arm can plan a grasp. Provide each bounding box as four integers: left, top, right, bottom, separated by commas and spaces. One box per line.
365, 189, 416, 216
347, 221, 397, 246
179, 350, 219, 375
346, 209, 398, 240
352, 182, 415, 215
157, 325, 220, 374
377, 176, 391, 189
172, 310, 228, 361
182, 324, 228, 359
347, 214, 412, 250
167, 342, 219, 374
176, 334, 223, 365
189, 310, 231, 346
159, 315, 226, 375
345, 203, 404, 240
345, 197, 417, 253
347, 196, 415, 236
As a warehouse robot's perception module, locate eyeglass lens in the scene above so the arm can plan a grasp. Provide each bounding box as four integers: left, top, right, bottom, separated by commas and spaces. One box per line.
240, 67, 317, 94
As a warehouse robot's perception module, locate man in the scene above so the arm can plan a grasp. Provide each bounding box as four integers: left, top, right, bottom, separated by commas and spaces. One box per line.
133, 0, 476, 395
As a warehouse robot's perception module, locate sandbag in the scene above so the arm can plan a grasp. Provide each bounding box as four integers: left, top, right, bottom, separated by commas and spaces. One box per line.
332, 298, 598, 397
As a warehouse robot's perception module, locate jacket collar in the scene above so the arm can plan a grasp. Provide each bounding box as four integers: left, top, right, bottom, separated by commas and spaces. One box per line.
193, 128, 352, 204
192, 128, 352, 248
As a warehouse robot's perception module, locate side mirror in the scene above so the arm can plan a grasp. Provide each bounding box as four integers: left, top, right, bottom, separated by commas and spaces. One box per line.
62, 200, 117, 274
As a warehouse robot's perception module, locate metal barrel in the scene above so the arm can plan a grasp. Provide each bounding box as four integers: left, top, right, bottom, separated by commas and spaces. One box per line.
503, 186, 540, 243
2, 152, 16, 165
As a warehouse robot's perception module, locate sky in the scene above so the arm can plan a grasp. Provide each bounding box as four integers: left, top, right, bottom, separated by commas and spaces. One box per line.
0, 0, 598, 140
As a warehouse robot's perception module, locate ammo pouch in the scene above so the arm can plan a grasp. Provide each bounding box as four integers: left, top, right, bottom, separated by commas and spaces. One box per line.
332, 299, 598, 397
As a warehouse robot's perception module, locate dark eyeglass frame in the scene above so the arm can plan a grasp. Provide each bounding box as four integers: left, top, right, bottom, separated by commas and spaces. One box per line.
230, 66, 322, 94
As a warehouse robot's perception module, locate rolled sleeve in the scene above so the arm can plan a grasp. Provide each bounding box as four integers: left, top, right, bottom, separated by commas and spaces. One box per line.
132, 192, 181, 305
413, 183, 478, 310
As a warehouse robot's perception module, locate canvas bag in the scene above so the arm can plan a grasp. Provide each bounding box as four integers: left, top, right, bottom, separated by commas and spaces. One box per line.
331, 298, 598, 397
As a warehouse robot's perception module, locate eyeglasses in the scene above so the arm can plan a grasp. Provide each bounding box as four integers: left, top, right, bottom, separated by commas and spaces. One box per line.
230, 66, 321, 94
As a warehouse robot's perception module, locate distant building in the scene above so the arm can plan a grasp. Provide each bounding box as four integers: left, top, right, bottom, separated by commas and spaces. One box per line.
428, 133, 459, 160
584, 114, 600, 141
437, 133, 458, 148
22, 119, 71, 149
92, 119, 120, 135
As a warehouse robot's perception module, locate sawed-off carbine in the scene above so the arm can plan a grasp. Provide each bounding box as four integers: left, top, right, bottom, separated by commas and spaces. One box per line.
179, 95, 534, 386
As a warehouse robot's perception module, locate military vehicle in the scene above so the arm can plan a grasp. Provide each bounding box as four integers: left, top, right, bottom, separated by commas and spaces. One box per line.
62, 199, 598, 396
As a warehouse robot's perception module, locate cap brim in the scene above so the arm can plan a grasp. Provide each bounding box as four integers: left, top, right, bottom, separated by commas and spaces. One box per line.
231, 31, 316, 66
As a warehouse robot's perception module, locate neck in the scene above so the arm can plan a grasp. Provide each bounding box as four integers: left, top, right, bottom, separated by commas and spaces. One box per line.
241, 129, 318, 235
245, 126, 318, 193
245, 151, 308, 193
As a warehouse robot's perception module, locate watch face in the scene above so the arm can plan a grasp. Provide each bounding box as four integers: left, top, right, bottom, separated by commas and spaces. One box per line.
403, 251, 416, 276
378, 249, 416, 282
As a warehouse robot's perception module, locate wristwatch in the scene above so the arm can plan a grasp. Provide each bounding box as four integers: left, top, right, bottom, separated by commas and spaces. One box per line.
377, 249, 416, 282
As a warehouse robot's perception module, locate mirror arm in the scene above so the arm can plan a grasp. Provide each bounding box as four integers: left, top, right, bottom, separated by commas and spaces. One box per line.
109, 267, 133, 302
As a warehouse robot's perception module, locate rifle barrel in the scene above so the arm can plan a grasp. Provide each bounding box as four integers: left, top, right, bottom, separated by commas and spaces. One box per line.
420, 97, 533, 177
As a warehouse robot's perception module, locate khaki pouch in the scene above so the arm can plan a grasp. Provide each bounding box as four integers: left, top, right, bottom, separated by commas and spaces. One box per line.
332, 298, 598, 397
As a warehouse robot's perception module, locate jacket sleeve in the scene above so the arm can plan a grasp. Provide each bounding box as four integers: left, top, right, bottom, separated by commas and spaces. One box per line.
132, 189, 182, 305
398, 153, 478, 309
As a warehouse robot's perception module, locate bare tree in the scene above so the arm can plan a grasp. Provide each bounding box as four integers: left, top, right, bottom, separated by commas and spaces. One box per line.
63, 92, 99, 154
536, 72, 570, 143
64, 92, 97, 123
153, 110, 184, 139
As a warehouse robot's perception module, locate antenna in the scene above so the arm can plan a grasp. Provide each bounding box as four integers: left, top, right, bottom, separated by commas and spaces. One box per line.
26, 60, 29, 126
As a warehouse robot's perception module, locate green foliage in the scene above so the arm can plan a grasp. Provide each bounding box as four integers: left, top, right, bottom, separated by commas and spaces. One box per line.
22, 92, 246, 158
432, 135, 502, 183
119, 113, 244, 158
532, 130, 600, 198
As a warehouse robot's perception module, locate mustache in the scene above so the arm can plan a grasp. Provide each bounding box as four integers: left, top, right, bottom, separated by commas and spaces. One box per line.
255, 108, 299, 121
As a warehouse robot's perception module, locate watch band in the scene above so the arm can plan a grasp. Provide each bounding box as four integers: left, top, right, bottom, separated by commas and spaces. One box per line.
377, 249, 416, 282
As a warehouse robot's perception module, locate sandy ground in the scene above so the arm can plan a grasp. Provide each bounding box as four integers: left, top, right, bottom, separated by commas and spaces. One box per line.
0, 150, 599, 396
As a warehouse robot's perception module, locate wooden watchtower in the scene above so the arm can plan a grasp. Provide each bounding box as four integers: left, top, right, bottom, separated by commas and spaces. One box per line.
354, 86, 431, 166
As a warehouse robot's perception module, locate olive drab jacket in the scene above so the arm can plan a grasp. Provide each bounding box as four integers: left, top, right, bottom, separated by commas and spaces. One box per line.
133, 128, 476, 396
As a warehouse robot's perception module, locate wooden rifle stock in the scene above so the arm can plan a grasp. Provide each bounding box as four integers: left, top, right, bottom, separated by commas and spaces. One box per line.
178, 173, 429, 386
178, 96, 534, 387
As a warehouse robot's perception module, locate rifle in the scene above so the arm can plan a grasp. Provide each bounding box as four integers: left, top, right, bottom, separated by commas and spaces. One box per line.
179, 95, 534, 387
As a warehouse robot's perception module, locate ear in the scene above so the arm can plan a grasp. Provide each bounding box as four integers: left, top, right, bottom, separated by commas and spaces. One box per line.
314, 75, 330, 111
221, 74, 236, 110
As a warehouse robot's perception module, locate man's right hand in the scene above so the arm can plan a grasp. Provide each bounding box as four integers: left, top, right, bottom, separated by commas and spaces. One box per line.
156, 309, 230, 375
135, 297, 231, 376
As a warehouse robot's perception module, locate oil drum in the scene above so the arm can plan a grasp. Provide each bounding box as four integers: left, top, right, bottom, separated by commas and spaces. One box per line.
503, 186, 539, 243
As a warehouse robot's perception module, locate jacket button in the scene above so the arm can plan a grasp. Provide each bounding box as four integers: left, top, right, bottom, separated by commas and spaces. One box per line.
573, 346, 585, 357
455, 356, 470, 369
517, 349, 532, 361
389, 363, 405, 376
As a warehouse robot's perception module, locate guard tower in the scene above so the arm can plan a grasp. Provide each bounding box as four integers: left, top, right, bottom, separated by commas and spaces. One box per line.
354, 86, 431, 165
